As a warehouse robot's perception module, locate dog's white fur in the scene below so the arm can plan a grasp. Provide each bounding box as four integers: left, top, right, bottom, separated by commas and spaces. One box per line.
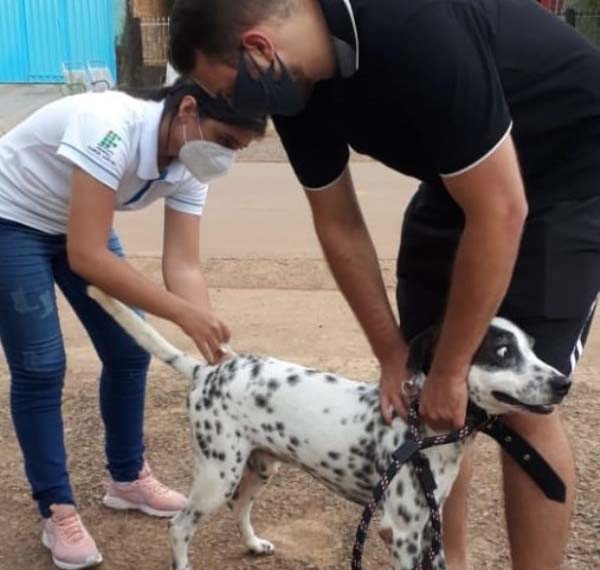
88, 287, 568, 570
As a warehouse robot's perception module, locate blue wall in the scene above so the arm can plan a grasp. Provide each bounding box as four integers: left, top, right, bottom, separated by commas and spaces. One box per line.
0, 0, 119, 83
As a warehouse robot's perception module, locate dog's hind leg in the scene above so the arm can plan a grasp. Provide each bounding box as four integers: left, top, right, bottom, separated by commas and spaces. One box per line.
170, 455, 248, 570
229, 451, 280, 555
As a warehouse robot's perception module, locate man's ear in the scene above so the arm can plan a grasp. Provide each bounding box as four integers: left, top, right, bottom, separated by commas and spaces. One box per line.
240, 30, 276, 66
406, 326, 440, 375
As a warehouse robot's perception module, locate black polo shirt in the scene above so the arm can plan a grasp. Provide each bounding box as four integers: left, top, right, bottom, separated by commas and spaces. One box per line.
273, 0, 600, 209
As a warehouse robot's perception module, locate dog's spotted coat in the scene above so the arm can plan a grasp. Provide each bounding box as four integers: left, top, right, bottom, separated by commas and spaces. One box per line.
88, 287, 570, 570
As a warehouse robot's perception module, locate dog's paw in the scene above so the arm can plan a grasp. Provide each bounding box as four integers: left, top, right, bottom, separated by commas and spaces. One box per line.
248, 538, 275, 555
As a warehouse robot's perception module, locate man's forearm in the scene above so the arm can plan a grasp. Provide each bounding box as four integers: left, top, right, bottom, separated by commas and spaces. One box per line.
430, 216, 524, 378
316, 222, 405, 362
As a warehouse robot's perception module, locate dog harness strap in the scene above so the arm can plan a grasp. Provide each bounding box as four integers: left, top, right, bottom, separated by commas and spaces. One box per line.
482, 420, 567, 503
351, 402, 567, 570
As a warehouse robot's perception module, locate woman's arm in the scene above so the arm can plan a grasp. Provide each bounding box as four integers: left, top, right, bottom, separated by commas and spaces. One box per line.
162, 206, 211, 310
66, 167, 229, 362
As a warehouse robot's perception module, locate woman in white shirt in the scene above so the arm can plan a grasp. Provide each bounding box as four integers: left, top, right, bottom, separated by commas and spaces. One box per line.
0, 78, 265, 569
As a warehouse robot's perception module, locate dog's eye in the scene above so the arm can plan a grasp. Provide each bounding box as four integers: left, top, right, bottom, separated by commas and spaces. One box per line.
496, 346, 509, 359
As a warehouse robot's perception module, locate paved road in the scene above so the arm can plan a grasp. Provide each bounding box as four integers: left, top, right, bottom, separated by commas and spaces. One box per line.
114, 162, 418, 258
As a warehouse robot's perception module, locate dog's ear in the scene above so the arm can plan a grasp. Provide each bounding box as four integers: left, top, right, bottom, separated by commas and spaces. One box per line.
406, 326, 439, 375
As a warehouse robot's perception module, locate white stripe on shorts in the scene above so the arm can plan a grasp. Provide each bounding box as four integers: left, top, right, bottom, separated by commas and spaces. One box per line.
568, 297, 597, 374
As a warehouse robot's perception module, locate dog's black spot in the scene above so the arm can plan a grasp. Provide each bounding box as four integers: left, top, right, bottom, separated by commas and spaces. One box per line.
254, 394, 268, 408
215, 421, 222, 435
266, 435, 274, 444
286, 445, 298, 456
395, 538, 404, 548
235, 430, 241, 438
275, 421, 285, 433
193, 511, 202, 524
365, 420, 375, 433
328, 451, 340, 461
267, 379, 280, 391
341, 418, 348, 426
325, 374, 337, 383
287, 374, 301, 386
323, 408, 330, 414
218, 452, 226, 461
320, 461, 330, 469
407, 542, 418, 555
195, 401, 202, 411
396, 480, 404, 496
305, 368, 318, 375
204, 420, 212, 431
333, 468, 345, 478
251, 363, 262, 378
289, 436, 300, 447
220, 471, 225, 479
398, 505, 412, 523
261, 423, 274, 432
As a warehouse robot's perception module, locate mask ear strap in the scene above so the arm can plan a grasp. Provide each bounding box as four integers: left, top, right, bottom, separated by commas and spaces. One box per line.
197, 115, 205, 141
182, 121, 188, 145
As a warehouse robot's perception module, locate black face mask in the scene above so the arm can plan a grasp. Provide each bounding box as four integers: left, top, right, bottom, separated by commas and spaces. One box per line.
232, 51, 307, 117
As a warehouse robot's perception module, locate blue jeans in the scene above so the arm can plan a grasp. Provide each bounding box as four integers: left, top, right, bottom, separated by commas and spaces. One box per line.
0, 218, 150, 518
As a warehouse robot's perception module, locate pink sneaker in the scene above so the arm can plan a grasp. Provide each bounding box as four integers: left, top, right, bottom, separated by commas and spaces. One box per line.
102, 463, 187, 517
42, 505, 103, 570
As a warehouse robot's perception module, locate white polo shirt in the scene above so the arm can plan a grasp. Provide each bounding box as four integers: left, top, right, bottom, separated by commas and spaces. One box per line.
0, 91, 208, 235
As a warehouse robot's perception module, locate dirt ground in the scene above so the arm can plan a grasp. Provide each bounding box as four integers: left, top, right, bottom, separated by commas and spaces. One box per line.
0, 256, 599, 570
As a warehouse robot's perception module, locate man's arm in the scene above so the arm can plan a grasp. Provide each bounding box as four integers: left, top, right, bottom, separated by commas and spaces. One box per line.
305, 167, 409, 422
420, 135, 528, 430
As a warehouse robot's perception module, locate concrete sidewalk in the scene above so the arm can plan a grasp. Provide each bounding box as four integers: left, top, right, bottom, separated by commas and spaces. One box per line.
0, 84, 62, 134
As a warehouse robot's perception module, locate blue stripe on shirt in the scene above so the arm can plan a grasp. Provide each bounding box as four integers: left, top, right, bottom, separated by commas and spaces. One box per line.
60, 142, 120, 183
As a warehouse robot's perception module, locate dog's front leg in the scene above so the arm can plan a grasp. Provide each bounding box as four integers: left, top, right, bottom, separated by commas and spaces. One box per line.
382, 472, 430, 570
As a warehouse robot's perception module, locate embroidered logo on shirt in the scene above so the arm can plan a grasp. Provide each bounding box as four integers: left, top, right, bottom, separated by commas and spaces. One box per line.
87, 130, 123, 168
98, 130, 123, 151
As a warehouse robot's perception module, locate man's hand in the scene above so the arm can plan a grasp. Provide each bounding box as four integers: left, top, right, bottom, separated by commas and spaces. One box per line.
419, 371, 469, 431
379, 350, 412, 424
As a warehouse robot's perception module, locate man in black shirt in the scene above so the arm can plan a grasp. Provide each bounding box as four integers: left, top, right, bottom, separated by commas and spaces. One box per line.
169, 0, 600, 567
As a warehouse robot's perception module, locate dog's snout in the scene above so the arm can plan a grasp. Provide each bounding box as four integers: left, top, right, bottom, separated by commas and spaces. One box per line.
549, 375, 571, 398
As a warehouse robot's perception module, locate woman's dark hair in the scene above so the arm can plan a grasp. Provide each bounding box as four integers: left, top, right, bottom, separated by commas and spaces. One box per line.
127, 77, 267, 135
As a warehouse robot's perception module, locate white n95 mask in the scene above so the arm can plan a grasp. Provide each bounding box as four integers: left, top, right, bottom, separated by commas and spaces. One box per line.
179, 123, 237, 183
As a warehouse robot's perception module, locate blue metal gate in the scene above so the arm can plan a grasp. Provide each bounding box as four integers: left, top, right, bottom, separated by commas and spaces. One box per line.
0, 0, 116, 83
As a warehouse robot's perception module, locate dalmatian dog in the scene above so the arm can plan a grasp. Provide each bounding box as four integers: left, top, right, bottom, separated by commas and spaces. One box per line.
88, 287, 571, 570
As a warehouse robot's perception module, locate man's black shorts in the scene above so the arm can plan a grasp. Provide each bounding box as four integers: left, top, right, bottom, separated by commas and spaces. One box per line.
396, 185, 600, 375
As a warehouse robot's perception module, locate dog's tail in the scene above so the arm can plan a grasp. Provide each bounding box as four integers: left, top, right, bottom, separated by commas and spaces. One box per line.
88, 286, 202, 381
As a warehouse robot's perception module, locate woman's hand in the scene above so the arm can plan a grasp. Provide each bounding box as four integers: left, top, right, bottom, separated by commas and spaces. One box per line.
176, 304, 231, 364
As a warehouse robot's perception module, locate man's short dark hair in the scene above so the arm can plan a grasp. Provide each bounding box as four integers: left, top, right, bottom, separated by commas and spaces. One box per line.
169, 0, 295, 73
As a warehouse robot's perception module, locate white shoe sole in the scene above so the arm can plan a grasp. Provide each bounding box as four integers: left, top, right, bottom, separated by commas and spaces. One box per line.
42, 531, 103, 570
102, 493, 181, 518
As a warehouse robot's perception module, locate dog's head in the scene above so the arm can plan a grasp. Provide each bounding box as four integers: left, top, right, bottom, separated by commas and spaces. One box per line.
407, 317, 571, 415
